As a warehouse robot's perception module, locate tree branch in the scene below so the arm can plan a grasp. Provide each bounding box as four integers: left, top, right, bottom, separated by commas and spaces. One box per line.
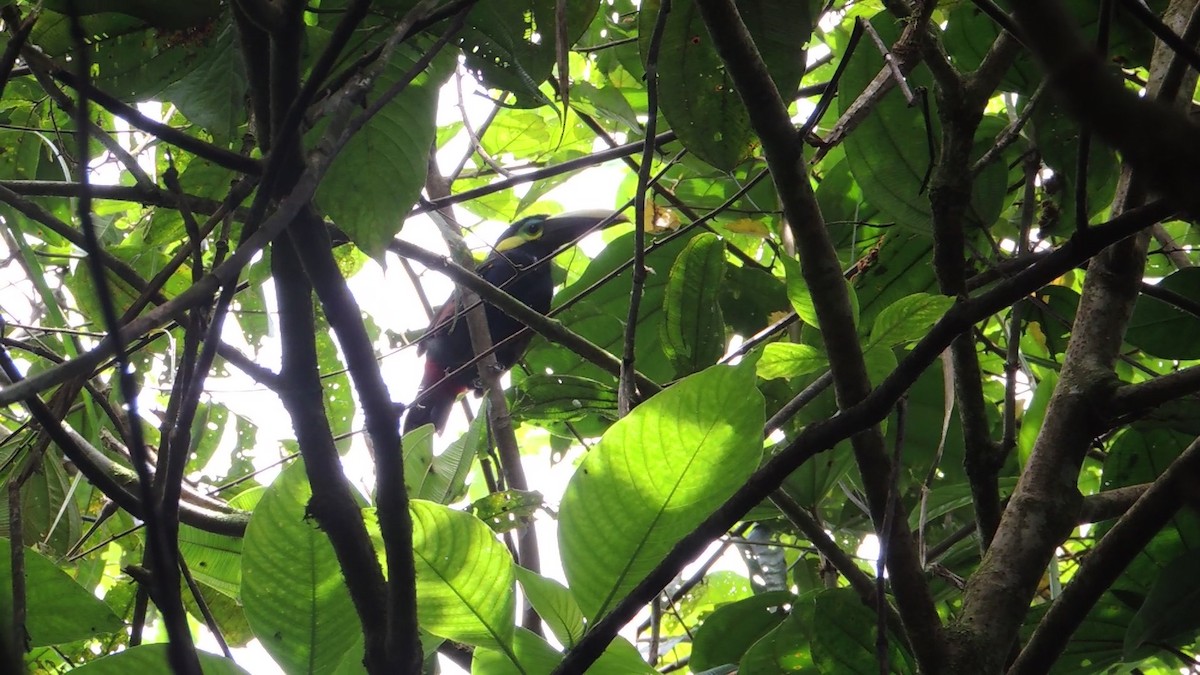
554, 197, 1175, 673
688, 3, 946, 673
389, 239, 662, 397
1011, 433, 1200, 672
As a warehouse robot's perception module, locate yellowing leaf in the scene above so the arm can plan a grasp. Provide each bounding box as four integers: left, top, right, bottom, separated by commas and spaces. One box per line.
723, 218, 770, 237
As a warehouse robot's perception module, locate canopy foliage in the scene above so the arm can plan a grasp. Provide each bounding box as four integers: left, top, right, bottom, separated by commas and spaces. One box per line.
0, 0, 1198, 673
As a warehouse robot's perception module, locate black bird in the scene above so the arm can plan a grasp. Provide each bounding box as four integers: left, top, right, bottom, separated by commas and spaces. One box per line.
404, 211, 623, 434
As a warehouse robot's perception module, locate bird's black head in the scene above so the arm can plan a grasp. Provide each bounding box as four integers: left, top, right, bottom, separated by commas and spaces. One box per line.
490, 210, 626, 263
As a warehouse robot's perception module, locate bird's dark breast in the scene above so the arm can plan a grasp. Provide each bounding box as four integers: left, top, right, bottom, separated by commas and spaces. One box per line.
425, 256, 553, 384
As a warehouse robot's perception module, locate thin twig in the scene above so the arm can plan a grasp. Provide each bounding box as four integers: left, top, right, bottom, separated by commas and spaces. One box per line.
619, 0, 670, 416
63, 5, 199, 671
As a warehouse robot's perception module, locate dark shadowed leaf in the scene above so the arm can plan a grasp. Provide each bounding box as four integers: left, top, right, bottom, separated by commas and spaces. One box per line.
662, 232, 727, 376
313, 41, 455, 258
640, 0, 813, 170
691, 591, 793, 672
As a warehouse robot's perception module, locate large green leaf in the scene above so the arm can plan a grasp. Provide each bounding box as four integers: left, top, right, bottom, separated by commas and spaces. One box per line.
515, 566, 585, 648
461, 0, 600, 107
661, 232, 727, 376
1124, 549, 1200, 655
559, 361, 764, 620
313, 41, 455, 258
510, 374, 619, 423
241, 461, 361, 675
756, 343, 826, 381
867, 292, 954, 349
1020, 596, 1161, 675
418, 406, 488, 504
402, 424, 436, 498
33, 13, 197, 97
471, 628, 653, 674
67, 644, 250, 675
1098, 427, 1200, 604
1127, 267, 1200, 360
178, 524, 243, 600
839, 15, 1007, 232
0, 537, 123, 647
780, 441, 856, 509
853, 232, 938, 331
781, 253, 859, 329
157, 19, 247, 143
720, 262, 791, 336
941, 4, 1039, 93
410, 500, 516, 650
739, 598, 818, 674
690, 591, 793, 672
640, 0, 813, 170
811, 588, 912, 674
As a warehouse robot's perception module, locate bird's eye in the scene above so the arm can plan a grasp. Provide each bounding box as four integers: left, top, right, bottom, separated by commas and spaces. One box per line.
525, 221, 543, 236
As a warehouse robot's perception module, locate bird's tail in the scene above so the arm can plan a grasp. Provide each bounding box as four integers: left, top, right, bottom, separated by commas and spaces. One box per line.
403, 360, 464, 434
402, 397, 455, 434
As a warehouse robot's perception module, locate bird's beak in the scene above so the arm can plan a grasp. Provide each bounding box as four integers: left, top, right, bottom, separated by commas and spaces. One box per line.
540, 210, 629, 249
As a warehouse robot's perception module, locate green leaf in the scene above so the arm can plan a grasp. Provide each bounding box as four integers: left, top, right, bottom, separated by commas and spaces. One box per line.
0, 537, 123, 647
418, 406, 488, 504
756, 343, 826, 380
158, 18, 247, 142
515, 567, 585, 648
471, 628, 654, 674
691, 591, 793, 672
782, 253, 859, 329
469, 489, 543, 533
510, 374, 619, 423
242, 461, 361, 675
811, 588, 911, 674
402, 424, 436, 497
853, 232, 938, 331
780, 441, 856, 508
411, 500, 516, 650
178, 524, 243, 600
661, 570, 753, 634
661, 232, 727, 376
1018, 371, 1057, 467
67, 644, 250, 675
867, 293, 954, 349
640, 0, 813, 170
313, 40, 454, 258
1124, 549, 1200, 655
461, 0, 600, 108
559, 361, 764, 620
739, 600, 818, 674
840, 14, 1006, 232
42, 0, 221, 29
1127, 267, 1200, 360
720, 262, 791, 336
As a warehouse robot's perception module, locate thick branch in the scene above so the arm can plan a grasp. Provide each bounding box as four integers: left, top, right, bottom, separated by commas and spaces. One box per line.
271, 234, 391, 669
689, 3, 946, 673
555, 198, 1174, 673
1007, 0, 1200, 214
1109, 364, 1200, 422
1010, 434, 1200, 672
950, 2, 1200, 669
